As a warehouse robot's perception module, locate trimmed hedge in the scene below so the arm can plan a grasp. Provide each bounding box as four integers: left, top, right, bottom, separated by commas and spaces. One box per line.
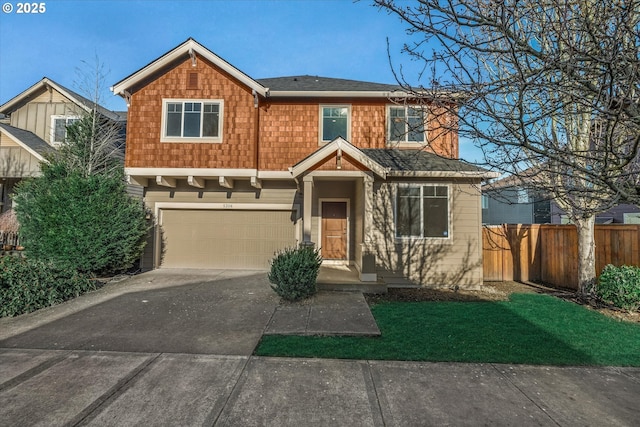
596, 264, 640, 311
268, 245, 322, 301
0, 256, 96, 317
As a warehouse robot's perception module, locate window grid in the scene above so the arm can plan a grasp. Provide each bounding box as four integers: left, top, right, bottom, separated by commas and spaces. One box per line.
396, 185, 450, 239
388, 106, 426, 144
162, 99, 222, 142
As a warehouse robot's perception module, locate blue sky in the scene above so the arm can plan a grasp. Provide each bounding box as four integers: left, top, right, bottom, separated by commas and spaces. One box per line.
0, 0, 481, 161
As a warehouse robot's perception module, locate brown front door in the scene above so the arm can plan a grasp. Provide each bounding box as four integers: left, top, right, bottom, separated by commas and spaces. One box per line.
321, 201, 347, 260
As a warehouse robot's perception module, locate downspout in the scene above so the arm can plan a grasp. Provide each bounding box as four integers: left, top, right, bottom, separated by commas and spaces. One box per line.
252, 90, 260, 171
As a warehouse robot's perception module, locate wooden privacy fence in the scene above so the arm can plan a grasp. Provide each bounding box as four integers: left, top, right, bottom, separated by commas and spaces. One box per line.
483, 224, 640, 290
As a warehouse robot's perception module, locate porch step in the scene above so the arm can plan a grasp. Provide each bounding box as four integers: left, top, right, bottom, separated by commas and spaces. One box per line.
317, 282, 388, 294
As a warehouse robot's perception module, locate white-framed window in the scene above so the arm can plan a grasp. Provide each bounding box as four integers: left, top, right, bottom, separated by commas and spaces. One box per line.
161, 99, 223, 143
396, 184, 450, 239
387, 105, 426, 144
320, 105, 350, 143
50, 115, 81, 146
482, 194, 489, 209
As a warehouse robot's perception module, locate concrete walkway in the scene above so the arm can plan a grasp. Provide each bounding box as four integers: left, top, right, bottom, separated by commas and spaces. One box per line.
1, 269, 640, 426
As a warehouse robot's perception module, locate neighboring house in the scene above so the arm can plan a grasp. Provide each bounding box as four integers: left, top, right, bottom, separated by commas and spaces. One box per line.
482, 175, 551, 225
111, 38, 496, 288
483, 174, 639, 225
0, 78, 127, 211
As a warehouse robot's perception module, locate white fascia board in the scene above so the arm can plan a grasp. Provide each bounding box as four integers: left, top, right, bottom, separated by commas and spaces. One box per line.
388, 170, 501, 179
0, 127, 47, 162
268, 90, 410, 98
112, 39, 267, 97
125, 168, 257, 178
257, 171, 294, 179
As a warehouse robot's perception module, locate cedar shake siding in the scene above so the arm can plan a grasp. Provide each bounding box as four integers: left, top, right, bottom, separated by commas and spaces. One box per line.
125, 54, 257, 169
258, 100, 459, 171
124, 55, 462, 171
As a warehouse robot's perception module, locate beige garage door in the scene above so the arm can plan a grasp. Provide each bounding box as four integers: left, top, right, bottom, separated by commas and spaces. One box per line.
160, 209, 297, 269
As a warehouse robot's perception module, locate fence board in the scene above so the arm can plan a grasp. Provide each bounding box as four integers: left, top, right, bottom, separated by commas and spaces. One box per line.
483, 224, 640, 290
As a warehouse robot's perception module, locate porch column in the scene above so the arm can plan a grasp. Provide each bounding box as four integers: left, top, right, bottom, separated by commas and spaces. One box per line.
360, 173, 377, 281
302, 175, 314, 246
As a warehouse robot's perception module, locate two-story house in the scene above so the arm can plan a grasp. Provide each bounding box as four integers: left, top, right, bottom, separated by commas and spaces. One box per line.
112, 38, 496, 288
0, 78, 126, 212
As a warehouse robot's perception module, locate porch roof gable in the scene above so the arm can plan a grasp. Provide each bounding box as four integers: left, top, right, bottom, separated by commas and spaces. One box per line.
289, 137, 389, 178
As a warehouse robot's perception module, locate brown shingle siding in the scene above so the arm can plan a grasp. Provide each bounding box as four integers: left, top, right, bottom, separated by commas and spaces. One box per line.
125, 54, 256, 169
125, 55, 460, 171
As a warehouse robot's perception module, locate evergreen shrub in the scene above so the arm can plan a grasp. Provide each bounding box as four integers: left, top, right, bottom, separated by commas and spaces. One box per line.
0, 256, 95, 317
596, 264, 640, 311
268, 245, 322, 301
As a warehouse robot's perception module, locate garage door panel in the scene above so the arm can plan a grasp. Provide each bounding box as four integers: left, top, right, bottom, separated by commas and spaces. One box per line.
160, 210, 297, 269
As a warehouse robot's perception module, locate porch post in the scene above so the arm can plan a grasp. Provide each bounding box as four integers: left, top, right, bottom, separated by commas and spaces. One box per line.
360, 173, 377, 281
302, 175, 314, 246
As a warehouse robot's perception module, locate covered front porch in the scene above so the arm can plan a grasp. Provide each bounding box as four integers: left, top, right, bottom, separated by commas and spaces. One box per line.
291, 137, 388, 285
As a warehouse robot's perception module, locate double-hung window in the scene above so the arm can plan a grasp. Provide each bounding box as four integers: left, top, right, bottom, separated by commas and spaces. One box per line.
388, 105, 426, 144
320, 105, 350, 143
162, 99, 223, 142
396, 185, 449, 238
50, 115, 80, 146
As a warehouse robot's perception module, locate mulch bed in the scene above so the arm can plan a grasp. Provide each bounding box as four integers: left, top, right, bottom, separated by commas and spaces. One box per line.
365, 281, 640, 324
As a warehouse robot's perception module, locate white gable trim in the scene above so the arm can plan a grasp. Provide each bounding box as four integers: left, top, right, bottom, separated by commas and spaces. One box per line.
111, 38, 268, 98
289, 137, 388, 178
1, 78, 86, 115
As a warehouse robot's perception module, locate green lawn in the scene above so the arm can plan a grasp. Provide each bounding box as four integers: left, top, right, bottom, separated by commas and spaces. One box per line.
255, 293, 640, 366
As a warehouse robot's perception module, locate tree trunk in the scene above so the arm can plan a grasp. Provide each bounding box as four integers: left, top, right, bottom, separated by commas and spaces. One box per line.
575, 215, 596, 296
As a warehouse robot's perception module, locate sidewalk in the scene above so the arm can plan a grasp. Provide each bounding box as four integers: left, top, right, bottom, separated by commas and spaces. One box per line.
1, 348, 639, 426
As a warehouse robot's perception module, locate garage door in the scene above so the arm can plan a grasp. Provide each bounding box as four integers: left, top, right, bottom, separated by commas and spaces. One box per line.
160, 209, 297, 269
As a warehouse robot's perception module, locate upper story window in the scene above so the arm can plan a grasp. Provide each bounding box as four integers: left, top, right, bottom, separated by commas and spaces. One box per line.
388, 105, 426, 145
320, 105, 350, 143
396, 184, 450, 239
50, 115, 80, 146
161, 99, 223, 143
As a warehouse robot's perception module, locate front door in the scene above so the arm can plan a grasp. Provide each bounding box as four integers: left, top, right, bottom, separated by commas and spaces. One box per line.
321, 201, 347, 260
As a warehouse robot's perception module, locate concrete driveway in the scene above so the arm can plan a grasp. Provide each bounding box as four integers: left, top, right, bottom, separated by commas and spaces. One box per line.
0, 269, 280, 355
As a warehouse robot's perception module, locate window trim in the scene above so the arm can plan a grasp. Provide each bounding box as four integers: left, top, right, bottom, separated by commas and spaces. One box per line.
50, 115, 81, 146
160, 98, 224, 143
394, 183, 451, 240
386, 104, 427, 147
319, 104, 351, 145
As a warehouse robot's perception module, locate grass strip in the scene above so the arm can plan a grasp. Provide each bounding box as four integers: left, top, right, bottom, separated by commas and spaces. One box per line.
255, 293, 640, 366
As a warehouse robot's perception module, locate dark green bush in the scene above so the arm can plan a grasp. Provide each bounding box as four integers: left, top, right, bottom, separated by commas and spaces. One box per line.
0, 256, 96, 317
13, 166, 148, 276
596, 264, 640, 311
268, 245, 322, 301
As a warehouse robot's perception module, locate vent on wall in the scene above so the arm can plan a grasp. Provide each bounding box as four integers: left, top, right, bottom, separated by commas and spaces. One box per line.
187, 72, 198, 90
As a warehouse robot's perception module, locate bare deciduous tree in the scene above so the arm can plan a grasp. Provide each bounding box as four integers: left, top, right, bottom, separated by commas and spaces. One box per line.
50, 56, 124, 178
375, 0, 640, 294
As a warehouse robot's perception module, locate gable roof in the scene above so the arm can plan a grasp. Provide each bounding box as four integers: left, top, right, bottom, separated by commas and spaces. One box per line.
257, 75, 407, 98
0, 123, 53, 161
111, 38, 438, 100
362, 149, 499, 178
111, 38, 268, 98
0, 77, 122, 122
